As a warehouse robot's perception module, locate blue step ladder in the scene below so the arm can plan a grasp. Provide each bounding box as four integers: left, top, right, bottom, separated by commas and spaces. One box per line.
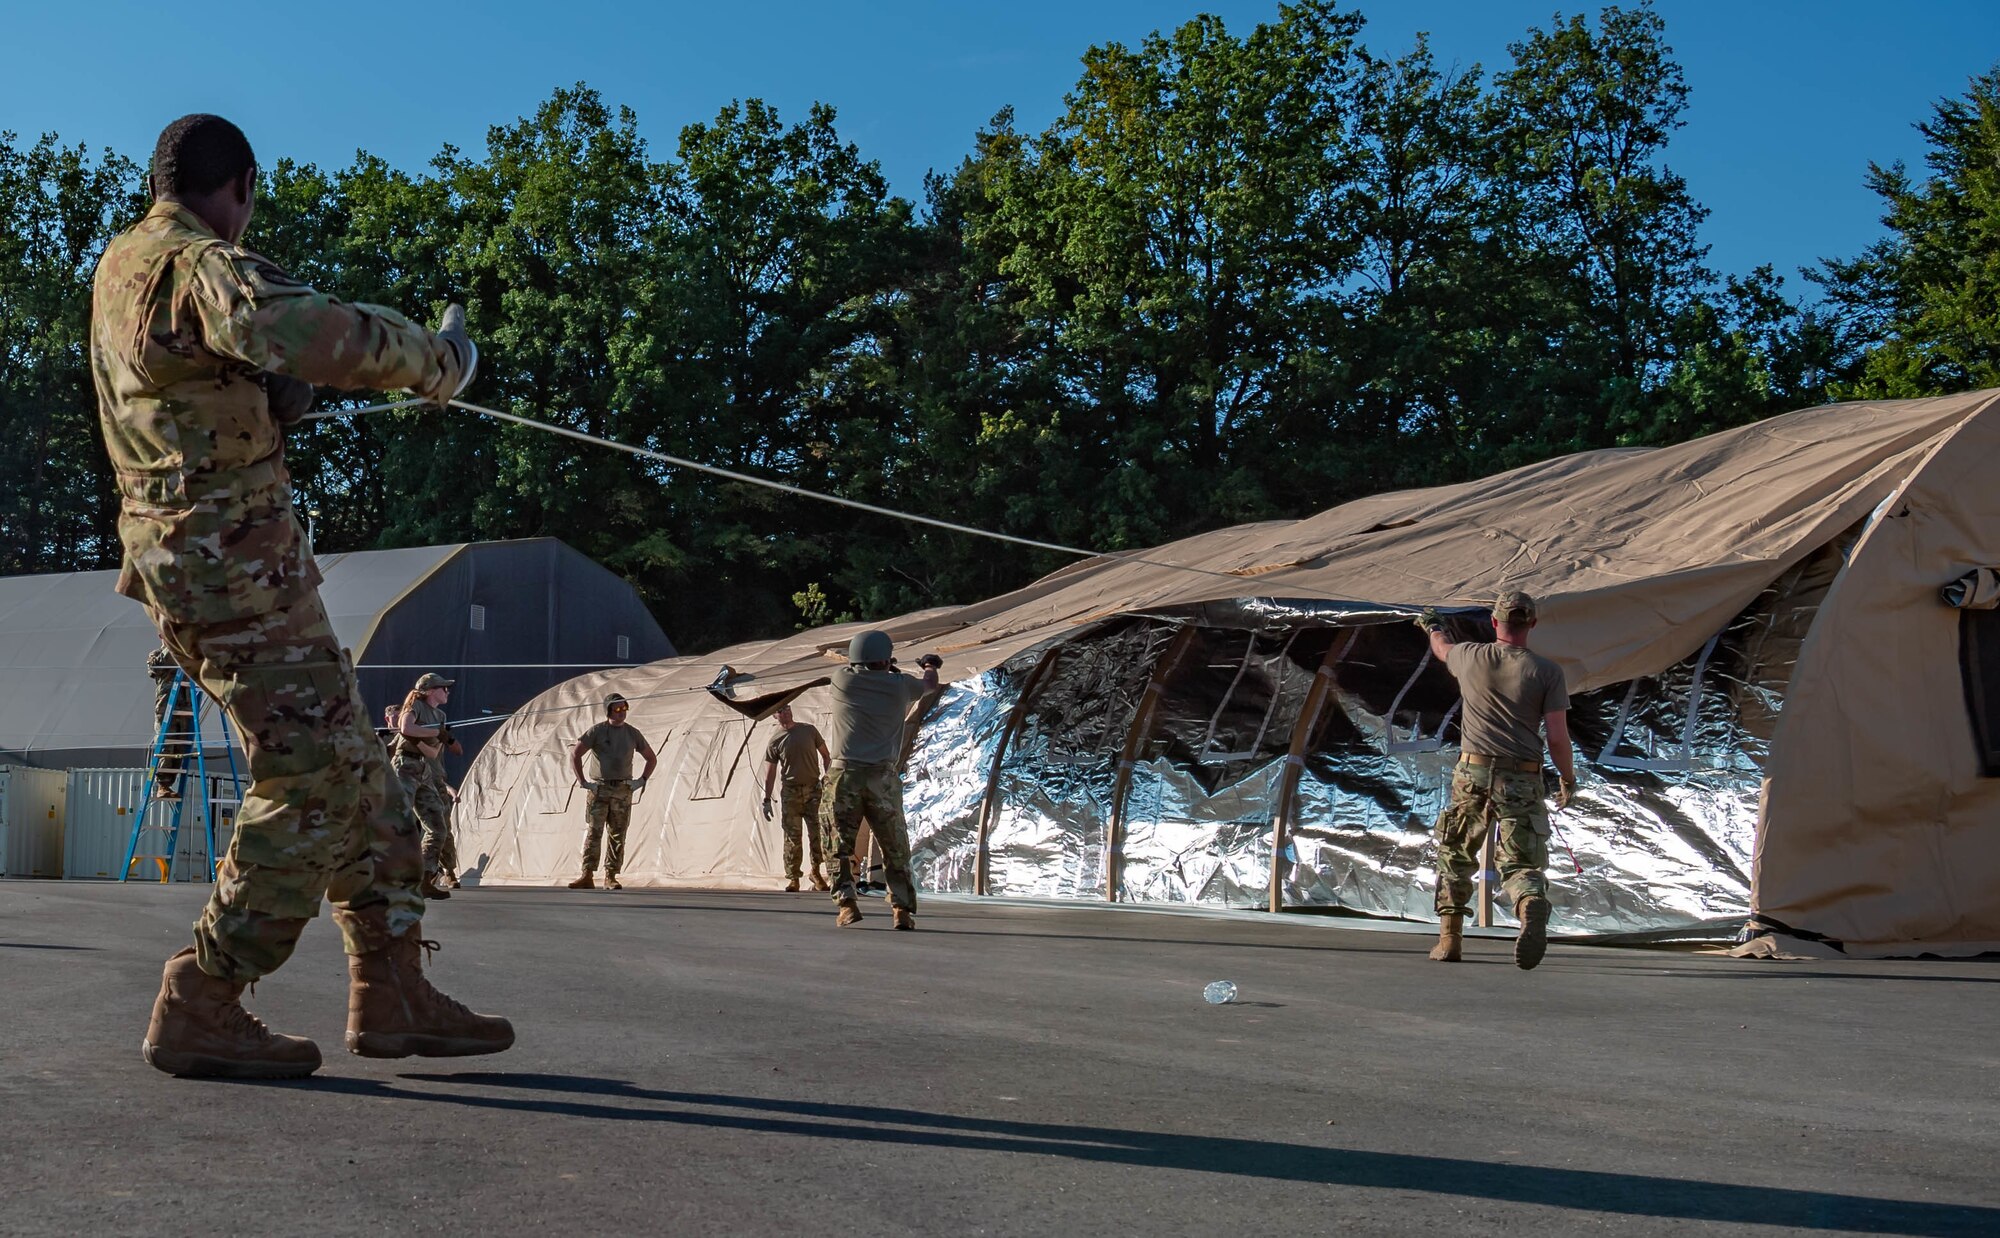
121, 669, 245, 883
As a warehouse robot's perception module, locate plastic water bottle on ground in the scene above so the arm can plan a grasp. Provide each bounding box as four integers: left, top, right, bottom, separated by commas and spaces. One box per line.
1203, 980, 1238, 1005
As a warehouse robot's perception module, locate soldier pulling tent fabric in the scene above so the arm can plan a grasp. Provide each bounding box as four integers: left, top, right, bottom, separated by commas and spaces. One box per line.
1417, 591, 1575, 969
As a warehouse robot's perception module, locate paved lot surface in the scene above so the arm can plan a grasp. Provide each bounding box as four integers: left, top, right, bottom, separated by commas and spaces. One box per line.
4, 879, 1998, 1237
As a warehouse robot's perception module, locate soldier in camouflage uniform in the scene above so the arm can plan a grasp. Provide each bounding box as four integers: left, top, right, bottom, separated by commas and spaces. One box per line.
1417, 590, 1577, 970
567, 693, 658, 890
96, 114, 511, 1077
760, 704, 831, 891
394, 672, 460, 900
820, 632, 939, 929
145, 643, 192, 799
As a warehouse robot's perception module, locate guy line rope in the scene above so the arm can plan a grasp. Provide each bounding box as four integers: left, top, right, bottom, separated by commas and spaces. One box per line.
307, 398, 1241, 582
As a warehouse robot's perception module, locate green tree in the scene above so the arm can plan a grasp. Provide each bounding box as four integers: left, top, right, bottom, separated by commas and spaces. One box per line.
1486, 3, 1712, 453
942, 1, 1372, 558
1816, 65, 2000, 397
0, 133, 142, 573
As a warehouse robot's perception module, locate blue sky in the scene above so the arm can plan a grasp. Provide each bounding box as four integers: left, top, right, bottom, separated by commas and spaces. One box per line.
5, 1, 1996, 294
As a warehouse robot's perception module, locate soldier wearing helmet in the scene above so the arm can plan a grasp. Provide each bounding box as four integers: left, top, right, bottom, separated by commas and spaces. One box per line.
819, 630, 940, 929
566, 692, 658, 890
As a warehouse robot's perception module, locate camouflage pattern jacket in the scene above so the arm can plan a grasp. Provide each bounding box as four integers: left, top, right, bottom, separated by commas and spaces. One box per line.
91, 201, 463, 625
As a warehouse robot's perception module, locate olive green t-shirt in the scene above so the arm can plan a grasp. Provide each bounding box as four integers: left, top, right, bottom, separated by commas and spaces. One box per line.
580, 720, 648, 781
763, 722, 824, 785
826, 667, 927, 765
395, 698, 447, 770
1445, 641, 1570, 763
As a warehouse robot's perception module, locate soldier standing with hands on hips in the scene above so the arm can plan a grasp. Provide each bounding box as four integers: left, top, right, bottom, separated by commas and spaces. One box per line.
1416, 590, 1576, 970
97, 113, 511, 1078
567, 693, 657, 890
820, 633, 939, 930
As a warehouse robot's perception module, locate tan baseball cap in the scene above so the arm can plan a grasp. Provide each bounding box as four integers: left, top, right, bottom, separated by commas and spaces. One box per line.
414, 672, 454, 689
1492, 590, 1537, 623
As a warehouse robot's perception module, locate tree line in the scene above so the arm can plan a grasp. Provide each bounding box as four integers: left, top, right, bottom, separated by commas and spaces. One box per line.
1, 3, 1995, 651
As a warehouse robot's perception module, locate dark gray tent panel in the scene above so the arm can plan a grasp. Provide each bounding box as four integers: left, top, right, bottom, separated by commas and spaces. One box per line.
0, 539, 672, 775
348, 540, 674, 779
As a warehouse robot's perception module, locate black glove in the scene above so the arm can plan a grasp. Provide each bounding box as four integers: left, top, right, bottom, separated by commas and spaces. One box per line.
263, 372, 316, 425
917, 653, 943, 671
436, 722, 455, 747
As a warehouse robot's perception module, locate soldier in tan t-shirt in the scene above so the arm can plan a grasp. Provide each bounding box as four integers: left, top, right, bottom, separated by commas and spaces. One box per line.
566, 693, 658, 890
761, 706, 832, 892
1417, 589, 1577, 970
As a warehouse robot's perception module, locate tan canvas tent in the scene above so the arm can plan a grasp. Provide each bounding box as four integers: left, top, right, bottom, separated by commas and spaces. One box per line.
457, 390, 2000, 957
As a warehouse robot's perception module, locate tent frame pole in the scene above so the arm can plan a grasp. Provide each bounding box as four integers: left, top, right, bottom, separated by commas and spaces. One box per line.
973, 645, 1065, 896
1267, 632, 1354, 913
1105, 626, 1200, 904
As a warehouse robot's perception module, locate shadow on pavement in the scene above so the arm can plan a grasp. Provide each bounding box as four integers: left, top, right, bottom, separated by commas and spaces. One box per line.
222, 1071, 1996, 1236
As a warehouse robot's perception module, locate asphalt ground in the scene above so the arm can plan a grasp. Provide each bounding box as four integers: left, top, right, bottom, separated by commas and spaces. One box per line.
4, 879, 1998, 1237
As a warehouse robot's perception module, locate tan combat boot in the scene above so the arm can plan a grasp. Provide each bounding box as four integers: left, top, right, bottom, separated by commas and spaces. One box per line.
892, 907, 915, 931
784, 878, 800, 892
836, 898, 864, 927
346, 929, 515, 1059
1428, 913, 1463, 962
566, 873, 594, 890
809, 871, 830, 892
142, 948, 321, 1079
1514, 895, 1552, 970
421, 872, 452, 900
604, 875, 622, 890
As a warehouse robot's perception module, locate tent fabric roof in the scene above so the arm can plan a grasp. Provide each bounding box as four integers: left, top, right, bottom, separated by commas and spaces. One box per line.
476, 391, 1998, 735
0, 544, 464, 766
462, 392, 2000, 917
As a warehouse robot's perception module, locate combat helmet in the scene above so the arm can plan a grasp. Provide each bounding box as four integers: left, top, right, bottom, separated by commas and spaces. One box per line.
847, 630, 893, 665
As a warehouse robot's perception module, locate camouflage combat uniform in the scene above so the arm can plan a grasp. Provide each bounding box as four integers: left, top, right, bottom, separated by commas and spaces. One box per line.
1431, 641, 1570, 916
1432, 763, 1552, 914
820, 666, 927, 912
393, 697, 453, 877
91, 200, 465, 982
764, 721, 826, 882
578, 721, 648, 881
146, 644, 192, 796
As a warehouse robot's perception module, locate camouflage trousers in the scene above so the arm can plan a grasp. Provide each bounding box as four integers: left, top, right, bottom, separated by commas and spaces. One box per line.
581, 780, 635, 877
156, 591, 424, 983
439, 801, 458, 873
779, 779, 825, 880
819, 763, 914, 911
394, 754, 451, 876
1432, 760, 1550, 916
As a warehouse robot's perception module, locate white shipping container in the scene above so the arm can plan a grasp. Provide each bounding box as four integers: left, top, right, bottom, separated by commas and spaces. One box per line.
65, 768, 240, 882
64, 768, 151, 880
0, 766, 68, 878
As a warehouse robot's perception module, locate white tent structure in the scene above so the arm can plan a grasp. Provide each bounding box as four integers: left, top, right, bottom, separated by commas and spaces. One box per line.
458, 392, 2000, 957
0, 538, 672, 776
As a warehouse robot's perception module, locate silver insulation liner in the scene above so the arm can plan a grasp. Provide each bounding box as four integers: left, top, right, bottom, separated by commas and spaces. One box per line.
906, 537, 1851, 938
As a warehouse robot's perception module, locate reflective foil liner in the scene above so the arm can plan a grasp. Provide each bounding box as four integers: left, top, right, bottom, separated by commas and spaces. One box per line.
906, 541, 1848, 939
